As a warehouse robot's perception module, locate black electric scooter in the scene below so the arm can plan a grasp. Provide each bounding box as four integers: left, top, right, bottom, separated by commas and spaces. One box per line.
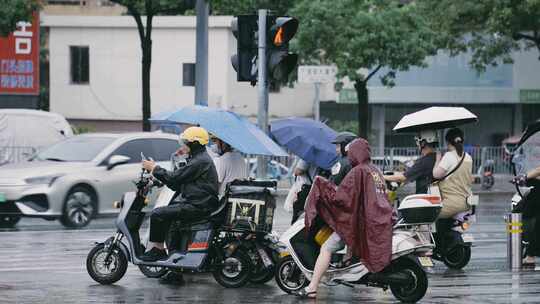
86, 162, 252, 288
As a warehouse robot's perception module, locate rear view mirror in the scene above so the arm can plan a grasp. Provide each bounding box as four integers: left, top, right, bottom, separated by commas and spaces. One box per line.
107, 155, 130, 170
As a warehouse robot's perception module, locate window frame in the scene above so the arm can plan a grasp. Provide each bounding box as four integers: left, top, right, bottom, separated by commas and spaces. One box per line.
69, 45, 90, 85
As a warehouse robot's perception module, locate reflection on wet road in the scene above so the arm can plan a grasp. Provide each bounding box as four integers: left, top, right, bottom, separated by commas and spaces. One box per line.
2, 193, 540, 303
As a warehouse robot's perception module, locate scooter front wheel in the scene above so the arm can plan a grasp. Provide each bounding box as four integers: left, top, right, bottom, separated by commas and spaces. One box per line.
86, 243, 128, 285
275, 255, 309, 294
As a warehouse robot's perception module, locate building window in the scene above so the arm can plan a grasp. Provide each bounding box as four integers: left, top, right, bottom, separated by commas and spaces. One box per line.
70, 46, 89, 84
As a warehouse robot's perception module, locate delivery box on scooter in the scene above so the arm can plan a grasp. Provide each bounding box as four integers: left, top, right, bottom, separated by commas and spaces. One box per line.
224, 180, 277, 233
398, 194, 442, 224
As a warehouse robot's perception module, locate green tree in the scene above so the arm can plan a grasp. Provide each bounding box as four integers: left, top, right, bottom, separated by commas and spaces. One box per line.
290, 0, 438, 139
417, 0, 540, 71
0, 0, 40, 37
110, 0, 194, 131
210, 0, 293, 15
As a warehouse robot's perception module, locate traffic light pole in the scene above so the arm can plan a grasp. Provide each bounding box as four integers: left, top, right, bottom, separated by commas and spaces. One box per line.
195, 0, 208, 106
257, 9, 269, 178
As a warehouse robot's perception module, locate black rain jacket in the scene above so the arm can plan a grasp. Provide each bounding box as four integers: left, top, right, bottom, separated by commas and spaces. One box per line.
152, 145, 219, 213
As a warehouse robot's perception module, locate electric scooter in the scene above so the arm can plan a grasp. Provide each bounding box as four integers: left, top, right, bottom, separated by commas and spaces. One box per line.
275, 193, 441, 303
386, 180, 476, 269
86, 163, 253, 288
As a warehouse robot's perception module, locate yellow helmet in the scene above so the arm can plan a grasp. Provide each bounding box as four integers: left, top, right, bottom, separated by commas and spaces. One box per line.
180, 126, 210, 145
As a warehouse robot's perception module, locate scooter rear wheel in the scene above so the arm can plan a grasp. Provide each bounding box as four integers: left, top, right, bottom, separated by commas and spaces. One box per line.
443, 245, 471, 269
86, 243, 128, 285
389, 256, 428, 303
212, 249, 252, 288
275, 256, 309, 294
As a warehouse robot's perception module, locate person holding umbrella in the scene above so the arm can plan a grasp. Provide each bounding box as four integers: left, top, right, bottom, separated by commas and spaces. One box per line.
209, 136, 248, 197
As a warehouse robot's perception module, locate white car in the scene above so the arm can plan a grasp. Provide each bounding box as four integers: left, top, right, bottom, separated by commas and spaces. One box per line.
0, 132, 178, 228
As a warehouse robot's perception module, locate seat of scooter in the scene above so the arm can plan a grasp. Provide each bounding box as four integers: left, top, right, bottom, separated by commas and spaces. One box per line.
174, 198, 228, 230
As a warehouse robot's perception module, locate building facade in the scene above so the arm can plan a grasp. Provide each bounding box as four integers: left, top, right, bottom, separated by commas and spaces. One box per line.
42, 15, 316, 132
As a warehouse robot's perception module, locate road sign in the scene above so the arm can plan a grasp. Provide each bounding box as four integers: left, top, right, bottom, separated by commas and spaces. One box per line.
298, 65, 336, 84
0, 12, 40, 95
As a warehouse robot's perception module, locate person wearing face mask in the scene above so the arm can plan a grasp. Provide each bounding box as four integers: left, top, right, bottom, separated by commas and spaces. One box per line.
330, 132, 357, 186
210, 137, 248, 197
140, 126, 219, 262
384, 130, 438, 194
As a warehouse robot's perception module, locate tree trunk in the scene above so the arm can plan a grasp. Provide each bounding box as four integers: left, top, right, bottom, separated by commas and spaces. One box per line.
141, 42, 151, 131
354, 80, 369, 139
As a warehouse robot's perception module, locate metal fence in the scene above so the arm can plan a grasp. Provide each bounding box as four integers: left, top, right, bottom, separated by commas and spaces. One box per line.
1, 145, 514, 175
371, 146, 513, 174
0, 146, 38, 166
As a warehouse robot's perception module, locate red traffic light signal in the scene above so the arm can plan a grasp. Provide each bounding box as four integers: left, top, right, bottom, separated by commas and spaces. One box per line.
270, 17, 299, 47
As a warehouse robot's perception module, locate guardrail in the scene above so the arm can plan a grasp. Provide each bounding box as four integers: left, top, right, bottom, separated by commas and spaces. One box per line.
371, 146, 513, 174
0, 146, 38, 165
2, 145, 513, 176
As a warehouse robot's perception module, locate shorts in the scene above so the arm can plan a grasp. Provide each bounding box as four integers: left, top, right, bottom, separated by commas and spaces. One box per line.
321, 232, 345, 253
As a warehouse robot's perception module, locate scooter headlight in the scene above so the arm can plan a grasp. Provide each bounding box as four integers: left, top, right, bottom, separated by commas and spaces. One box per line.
461, 222, 470, 231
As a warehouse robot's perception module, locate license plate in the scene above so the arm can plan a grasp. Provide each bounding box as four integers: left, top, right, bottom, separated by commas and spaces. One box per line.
418, 256, 434, 267
0, 192, 5, 203
462, 234, 474, 243
258, 248, 273, 268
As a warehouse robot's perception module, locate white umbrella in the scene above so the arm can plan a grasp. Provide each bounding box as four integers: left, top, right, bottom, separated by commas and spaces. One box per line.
393, 106, 478, 133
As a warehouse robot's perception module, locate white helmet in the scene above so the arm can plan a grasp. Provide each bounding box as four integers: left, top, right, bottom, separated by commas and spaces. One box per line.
415, 130, 438, 146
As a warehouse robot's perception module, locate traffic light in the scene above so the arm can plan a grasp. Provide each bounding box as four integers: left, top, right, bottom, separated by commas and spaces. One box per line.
266, 17, 299, 83
231, 15, 258, 84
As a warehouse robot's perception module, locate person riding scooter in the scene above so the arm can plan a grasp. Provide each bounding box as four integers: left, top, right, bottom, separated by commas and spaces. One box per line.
384, 130, 438, 194
330, 131, 357, 186
431, 128, 473, 259
293, 138, 394, 299
513, 166, 540, 266
141, 126, 219, 262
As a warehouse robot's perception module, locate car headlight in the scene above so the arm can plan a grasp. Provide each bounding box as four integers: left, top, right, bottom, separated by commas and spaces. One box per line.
24, 175, 63, 186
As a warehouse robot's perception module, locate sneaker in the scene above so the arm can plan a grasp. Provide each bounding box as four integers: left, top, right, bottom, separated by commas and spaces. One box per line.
159, 272, 185, 285
140, 247, 167, 262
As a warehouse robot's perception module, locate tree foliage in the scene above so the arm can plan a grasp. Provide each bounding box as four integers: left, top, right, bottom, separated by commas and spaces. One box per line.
290, 0, 438, 137
210, 0, 294, 15
0, 0, 41, 37
417, 0, 540, 71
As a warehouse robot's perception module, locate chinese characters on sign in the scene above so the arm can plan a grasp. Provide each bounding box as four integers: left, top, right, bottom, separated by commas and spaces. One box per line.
298, 65, 337, 84
0, 13, 39, 95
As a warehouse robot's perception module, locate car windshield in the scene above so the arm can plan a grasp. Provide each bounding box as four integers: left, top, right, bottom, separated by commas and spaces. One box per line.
33, 136, 115, 162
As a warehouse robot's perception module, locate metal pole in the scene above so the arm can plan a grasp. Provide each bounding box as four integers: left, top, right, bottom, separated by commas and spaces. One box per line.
313, 82, 320, 121
256, 9, 268, 178
195, 0, 209, 106
506, 212, 523, 270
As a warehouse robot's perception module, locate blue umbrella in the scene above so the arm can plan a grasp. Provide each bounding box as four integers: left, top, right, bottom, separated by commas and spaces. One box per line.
270, 117, 338, 170
150, 106, 287, 157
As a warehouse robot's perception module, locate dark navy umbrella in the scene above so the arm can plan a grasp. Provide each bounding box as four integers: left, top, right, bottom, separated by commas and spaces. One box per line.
270, 117, 338, 170
150, 106, 287, 157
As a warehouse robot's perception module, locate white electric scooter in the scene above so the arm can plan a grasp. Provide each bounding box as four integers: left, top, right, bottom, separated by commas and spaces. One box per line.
275, 193, 441, 303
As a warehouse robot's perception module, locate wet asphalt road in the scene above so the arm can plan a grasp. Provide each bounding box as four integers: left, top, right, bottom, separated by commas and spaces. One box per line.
2, 193, 540, 303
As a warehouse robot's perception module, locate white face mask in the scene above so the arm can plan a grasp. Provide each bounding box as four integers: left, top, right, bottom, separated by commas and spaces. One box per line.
208, 143, 222, 156
171, 153, 188, 170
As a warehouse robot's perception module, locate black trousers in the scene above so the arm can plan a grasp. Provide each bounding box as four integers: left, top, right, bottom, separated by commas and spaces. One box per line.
149, 203, 207, 243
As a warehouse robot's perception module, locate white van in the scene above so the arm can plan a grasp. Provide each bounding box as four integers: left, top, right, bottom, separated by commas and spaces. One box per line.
0, 109, 73, 165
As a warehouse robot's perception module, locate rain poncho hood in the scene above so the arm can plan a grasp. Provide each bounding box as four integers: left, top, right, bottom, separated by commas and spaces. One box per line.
305, 138, 394, 273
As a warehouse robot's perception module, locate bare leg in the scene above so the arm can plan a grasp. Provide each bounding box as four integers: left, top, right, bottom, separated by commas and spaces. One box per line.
306, 247, 333, 293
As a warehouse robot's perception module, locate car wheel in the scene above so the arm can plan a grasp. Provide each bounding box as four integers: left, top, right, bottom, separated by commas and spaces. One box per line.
0, 204, 21, 228
60, 185, 97, 228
